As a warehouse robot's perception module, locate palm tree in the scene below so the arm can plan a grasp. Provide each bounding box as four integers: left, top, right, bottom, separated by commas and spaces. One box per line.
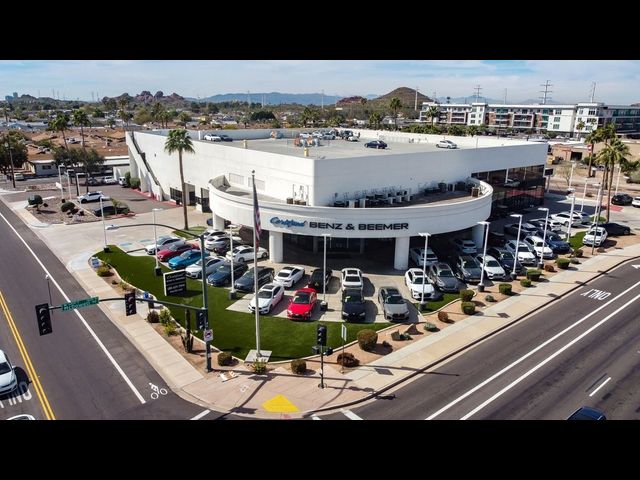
151, 102, 165, 127
597, 138, 630, 221
117, 98, 131, 132
468, 125, 479, 137
49, 112, 70, 150
106, 117, 116, 129
72, 109, 92, 192
426, 106, 440, 126
585, 129, 602, 178
576, 120, 585, 139
389, 97, 402, 130
164, 129, 195, 230
369, 112, 382, 129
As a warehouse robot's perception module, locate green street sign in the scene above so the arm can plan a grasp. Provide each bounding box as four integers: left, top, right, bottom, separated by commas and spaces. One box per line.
61, 296, 99, 312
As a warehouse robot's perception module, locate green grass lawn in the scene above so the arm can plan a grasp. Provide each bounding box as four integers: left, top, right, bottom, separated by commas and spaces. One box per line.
413, 293, 459, 313
172, 226, 207, 239
97, 246, 389, 361
569, 231, 587, 251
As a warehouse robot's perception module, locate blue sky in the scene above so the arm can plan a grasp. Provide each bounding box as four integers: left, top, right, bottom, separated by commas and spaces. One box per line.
1, 60, 638, 104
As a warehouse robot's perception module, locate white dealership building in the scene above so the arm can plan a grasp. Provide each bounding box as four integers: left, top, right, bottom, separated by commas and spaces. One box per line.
127, 129, 547, 269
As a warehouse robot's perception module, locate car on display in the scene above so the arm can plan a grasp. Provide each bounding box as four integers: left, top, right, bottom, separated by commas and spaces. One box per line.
436, 140, 457, 149
102, 176, 118, 185
541, 231, 571, 254
364, 140, 388, 149
204, 230, 227, 238
378, 287, 410, 321
225, 245, 268, 263
475, 254, 507, 281
206, 262, 248, 287
409, 247, 438, 267
168, 249, 205, 269
454, 255, 483, 283
77, 191, 108, 203
86, 177, 100, 186
91, 202, 129, 217
341, 288, 366, 321
341, 268, 364, 291
287, 288, 317, 321
487, 231, 507, 247
307, 268, 333, 292
582, 226, 608, 247
249, 283, 285, 314
632, 196, 640, 208
503, 222, 539, 237
157, 242, 195, 262
205, 234, 242, 251
567, 406, 607, 420
145, 236, 182, 255
596, 222, 631, 236
523, 235, 555, 259
218, 134, 233, 142
611, 193, 633, 206
427, 262, 460, 293
528, 217, 562, 232
204, 133, 222, 141
551, 211, 590, 227
185, 256, 227, 279
273, 266, 305, 288
0, 349, 18, 396
504, 240, 536, 265
322, 132, 336, 140
234, 266, 275, 293
404, 268, 438, 300
452, 238, 477, 255
487, 247, 525, 275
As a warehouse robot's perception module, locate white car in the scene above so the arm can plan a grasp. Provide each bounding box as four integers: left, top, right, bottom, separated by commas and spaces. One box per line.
185, 256, 227, 278
523, 235, 555, 259
582, 227, 608, 247
204, 133, 222, 141
0, 349, 18, 396
475, 254, 507, 280
437, 140, 457, 149
341, 268, 364, 291
404, 268, 436, 300
551, 211, 590, 227
632, 197, 640, 208
273, 266, 305, 288
346, 135, 359, 142
504, 240, 536, 265
102, 176, 118, 185
529, 217, 563, 233
249, 283, 285, 314
145, 236, 182, 255
205, 234, 242, 251
77, 191, 108, 203
225, 245, 268, 263
452, 238, 478, 255
409, 247, 438, 267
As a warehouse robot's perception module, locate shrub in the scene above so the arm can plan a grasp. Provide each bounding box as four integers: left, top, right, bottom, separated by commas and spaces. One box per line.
382, 340, 392, 350
461, 301, 476, 315
570, 258, 580, 264
96, 265, 112, 277
290, 359, 306, 375
163, 322, 177, 336
391, 331, 411, 341
556, 258, 570, 269
252, 360, 267, 374
424, 322, 439, 332
337, 352, 360, 368
60, 201, 75, 213
218, 352, 233, 366
459, 289, 474, 302
485, 294, 496, 302
42, 203, 48, 208
520, 278, 532, 287
544, 264, 555, 272
575, 248, 583, 258
146, 310, 160, 323
499, 283, 512, 295
526, 269, 542, 281
124, 171, 131, 186
438, 311, 449, 322
158, 308, 172, 325
357, 329, 378, 352
129, 177, 141, 189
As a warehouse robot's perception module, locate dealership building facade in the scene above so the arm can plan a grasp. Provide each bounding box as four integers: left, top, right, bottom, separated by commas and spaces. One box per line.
127, 129, 547, 270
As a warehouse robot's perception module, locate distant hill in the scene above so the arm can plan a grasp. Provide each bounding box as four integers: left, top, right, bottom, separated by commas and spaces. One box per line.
194, 92, 342, 106
373, 87, 431, 107
433, 96, 562, 105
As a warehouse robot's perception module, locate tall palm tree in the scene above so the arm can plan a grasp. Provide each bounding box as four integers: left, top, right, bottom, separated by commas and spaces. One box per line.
151, 102, 165, 127
164, 129, 195, 230
389, 97, 402, 130
585, 129, 602, 178
369, 112, 382, 129
72, 109, 92, 192
49, 112, 70, 150
597, 138, 630, 222
575, 120, 585, 139
426, 106, 440, 126
117, 98, 131, 133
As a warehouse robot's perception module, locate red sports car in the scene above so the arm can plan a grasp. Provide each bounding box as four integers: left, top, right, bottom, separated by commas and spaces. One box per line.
157, 242, 197, 262
287, 288, 317, 321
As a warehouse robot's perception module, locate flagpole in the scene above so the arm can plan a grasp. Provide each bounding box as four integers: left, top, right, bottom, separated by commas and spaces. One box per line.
252, 170, 261, 357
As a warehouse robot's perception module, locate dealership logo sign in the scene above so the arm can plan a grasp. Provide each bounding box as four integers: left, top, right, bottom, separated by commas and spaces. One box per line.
270, 216, 408, 231
270, 217, 307, 228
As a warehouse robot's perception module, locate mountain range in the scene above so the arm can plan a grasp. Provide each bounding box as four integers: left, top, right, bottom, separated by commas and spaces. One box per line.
188, 92, 363, 106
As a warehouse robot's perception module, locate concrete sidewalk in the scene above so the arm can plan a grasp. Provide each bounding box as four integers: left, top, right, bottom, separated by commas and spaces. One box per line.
4, 195, 640, 418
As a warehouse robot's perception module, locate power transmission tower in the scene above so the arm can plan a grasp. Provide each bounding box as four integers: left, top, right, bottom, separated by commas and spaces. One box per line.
539, 80, 553, 105
474, 85, 482, 103
589, 82, 596, 102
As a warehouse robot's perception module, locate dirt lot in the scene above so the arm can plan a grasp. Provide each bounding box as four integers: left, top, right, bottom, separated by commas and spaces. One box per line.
24, 127, 129, 159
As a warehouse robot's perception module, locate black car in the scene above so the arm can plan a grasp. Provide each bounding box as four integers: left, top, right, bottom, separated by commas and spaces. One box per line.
307, 268, 333, 292
487, 247, 525, 276
611, 193, 633, 206
218, 134, 233, 142
487, 231, 507, 247
92, 202, 130, 217
234, 267, 275, 292
567, 406, 606, 420
207, 262, 248, 287
503, 222, 538, 237
341, 288, 366, 321
596, 222, 631, 236
364, 140, 387, 149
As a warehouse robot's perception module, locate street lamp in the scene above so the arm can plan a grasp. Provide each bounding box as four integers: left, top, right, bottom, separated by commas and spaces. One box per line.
615, 164, 622, 196
591, 183, 603, 255
227, 223, 239, 300
477, 222, 489, 292
537, 207, 549, 268
152, 208, 162, 276
4, 140, 15, 189
73, 171, 80, 197
510, 213, 523, 280
321, 233, 331, 309
99, 196, 109, 253
568, 161, 576, 191
580, 177, 589, 213
418, 232, 431, 308
57, 164, 65, 198
566, 195, 576, 242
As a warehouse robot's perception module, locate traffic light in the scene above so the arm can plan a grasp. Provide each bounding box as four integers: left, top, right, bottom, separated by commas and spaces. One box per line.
35, 303, 52, 336
197, 309, 207, 330
316, 324, 327, 346
124, 292, 136, 316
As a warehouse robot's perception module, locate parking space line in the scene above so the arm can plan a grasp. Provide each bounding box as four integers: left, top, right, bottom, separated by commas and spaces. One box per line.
190, 409, 211, 420
589, 377, 611, 397
341, 408, 363, 420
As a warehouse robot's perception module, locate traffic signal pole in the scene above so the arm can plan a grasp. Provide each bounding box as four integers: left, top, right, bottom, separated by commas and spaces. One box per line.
319, 347, 324, 389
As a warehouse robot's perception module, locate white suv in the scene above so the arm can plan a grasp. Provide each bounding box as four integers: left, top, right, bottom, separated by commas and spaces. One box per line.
551, 211, 590, 227
77, 191, 108, 203
204, 133, 222, 141
437, 140, 457, 149
523, 235, 555, 259
0, 349, 18, 396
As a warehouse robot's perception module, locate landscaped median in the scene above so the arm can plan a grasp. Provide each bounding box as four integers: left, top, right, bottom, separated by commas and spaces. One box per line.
96, 246, 389, 361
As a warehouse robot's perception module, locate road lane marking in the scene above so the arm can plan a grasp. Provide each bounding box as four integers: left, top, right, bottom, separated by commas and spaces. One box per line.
341, 409, 363, 420
311, 414, 322, 420
426, 278, 640, 420
190, 409, 210, 420
0, 211, 146, 405
580, 289, 611, 301
0, 290, 55, 419
461, 291, 640, 419
589, 377, 612, 397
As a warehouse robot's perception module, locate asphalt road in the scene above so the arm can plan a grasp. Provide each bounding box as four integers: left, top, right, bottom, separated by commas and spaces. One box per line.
0, 199, 222, 420
314, 258, 640, 420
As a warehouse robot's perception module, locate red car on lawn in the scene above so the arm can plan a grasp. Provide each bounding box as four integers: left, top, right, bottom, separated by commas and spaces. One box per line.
286, 288, 317, 321
157, 242, 198, 262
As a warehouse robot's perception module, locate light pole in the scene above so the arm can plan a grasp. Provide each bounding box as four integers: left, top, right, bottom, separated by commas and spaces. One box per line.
566, 195, 576, 242
99, 196, 109, 253
152, 208, 162, 276
321, 233, 331, 309
477, 221, 489, 292
510, 213, 523, 280
537, 207, 549, 268
5, 140, 15, 189
568, 161, 576, 191
580, 177, 589, 213
615, 164, 622, 196
74, 171, 80, 197
418, 232, 431, 308
591, 183, 603, 255
227, 224, 239, 300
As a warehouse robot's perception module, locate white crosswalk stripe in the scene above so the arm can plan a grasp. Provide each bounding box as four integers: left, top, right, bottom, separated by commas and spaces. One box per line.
311, 414, 322, 420
341, 409, 363, 420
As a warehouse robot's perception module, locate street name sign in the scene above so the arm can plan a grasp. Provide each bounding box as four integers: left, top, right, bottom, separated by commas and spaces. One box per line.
61, 296, 99, 311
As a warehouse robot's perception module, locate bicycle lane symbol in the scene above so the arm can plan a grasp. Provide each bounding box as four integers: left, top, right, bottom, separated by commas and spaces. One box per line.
149, 382, 168, 400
